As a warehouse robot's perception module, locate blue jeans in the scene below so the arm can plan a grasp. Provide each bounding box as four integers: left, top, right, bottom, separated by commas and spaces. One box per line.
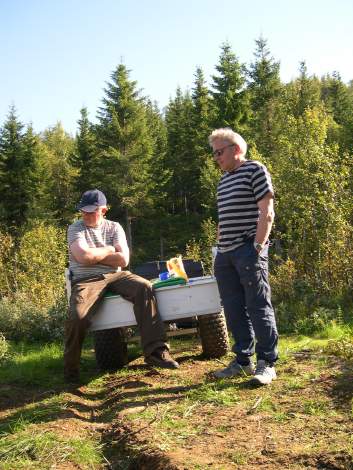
214, 240, 278, 364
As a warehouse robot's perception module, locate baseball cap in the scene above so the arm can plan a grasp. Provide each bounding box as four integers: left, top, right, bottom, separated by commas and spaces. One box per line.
77, 189, 107, 212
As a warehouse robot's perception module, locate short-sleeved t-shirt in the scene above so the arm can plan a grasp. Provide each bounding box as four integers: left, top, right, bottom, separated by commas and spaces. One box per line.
67, 218, 127, 280
217, 160, 274, 253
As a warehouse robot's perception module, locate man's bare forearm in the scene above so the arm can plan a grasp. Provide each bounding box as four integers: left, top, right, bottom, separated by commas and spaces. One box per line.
75, 246, 115, 265
100, 251, 129, 268
255, 207, 274, 246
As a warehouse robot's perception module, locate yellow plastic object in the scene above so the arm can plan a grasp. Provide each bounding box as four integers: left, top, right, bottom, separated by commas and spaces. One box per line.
166, 256, 189, 281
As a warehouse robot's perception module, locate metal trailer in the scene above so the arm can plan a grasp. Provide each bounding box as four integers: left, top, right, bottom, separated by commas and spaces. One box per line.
65, 269, 229, 371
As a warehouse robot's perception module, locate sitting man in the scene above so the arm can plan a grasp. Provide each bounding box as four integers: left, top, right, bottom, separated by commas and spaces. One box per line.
64, 189, 179, 382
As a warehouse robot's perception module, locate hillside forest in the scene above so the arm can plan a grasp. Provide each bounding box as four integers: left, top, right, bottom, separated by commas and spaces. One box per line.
0, 39, 352, 342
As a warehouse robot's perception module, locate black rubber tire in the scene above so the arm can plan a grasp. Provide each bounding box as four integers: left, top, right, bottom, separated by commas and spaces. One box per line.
93, 327, 129, 371
198, 311, 229, 358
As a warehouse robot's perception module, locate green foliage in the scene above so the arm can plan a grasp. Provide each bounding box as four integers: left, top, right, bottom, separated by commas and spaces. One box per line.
96, 64, 155, 222
247, 37, 282, 156
211, 42, 249, 132
326, 331, 353, 360
186, 217, 217, 274
0, 107, 40, 230
37, 123, 77, 224
270, 106, 352, 296
1, 47, 353, 340
0, 223, 67, 341
0, 332, 9, 362
71, 107, 99, 194
0, 428, 103, 468
165, 88, 196, 214
0, 294, 67, 342
16, 222, 67, 306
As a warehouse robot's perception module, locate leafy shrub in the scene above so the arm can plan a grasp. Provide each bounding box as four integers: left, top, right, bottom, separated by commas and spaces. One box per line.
15, 222, 67, 307
325, 330, 353, 360
0, 293, 67, 342
0, 332, 9, 362
293, 307, 339, 335
0, 231, 16, 297
186, 217, 217, 274
0, 222, 68, 342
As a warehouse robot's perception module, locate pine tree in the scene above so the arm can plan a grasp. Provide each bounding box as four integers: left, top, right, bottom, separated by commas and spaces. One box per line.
39, 123, 77, 224
191, 67, 218, 217
211, 42, 249, 133
95, 64, 155, 249
72, 107, 98, 194
144, 100, 170, 212
321, 72, 353, 152
247, 37, 282, 156
0, 106, 38, 230
283, 62, 322, 117
165, 87, 195, 214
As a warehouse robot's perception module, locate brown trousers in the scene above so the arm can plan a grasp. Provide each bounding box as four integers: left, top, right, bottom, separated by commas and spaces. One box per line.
64, 271, 167, 376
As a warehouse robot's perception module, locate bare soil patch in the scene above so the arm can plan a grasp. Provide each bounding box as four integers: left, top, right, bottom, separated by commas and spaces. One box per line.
1, 341, 352, 469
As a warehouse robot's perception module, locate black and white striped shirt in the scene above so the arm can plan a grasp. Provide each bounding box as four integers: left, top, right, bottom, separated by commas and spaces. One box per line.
217, 160, 274, 253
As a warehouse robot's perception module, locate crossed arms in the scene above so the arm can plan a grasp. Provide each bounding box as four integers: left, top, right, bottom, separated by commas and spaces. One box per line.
70, 239, 130, 268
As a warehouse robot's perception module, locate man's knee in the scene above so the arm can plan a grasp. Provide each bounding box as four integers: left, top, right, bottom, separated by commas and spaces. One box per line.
133, 275, 153, 293
65, 313, 90, 334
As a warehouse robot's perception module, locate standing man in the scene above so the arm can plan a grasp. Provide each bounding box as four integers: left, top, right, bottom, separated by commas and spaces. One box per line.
64, 189, 179, 383
209, 128, 278, 385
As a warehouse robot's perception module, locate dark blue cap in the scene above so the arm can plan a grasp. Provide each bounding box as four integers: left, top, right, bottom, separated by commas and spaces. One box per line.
77, 189, 107, 212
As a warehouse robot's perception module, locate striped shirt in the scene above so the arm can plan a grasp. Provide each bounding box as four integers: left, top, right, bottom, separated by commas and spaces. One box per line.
217, 160, 274, 253
68, 219, 127, 280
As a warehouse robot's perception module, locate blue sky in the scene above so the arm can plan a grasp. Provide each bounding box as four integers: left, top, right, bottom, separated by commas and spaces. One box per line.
1, 0, 352, 135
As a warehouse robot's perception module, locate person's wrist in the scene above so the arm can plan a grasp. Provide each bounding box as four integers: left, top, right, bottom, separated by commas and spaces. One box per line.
254, 241, 263, 253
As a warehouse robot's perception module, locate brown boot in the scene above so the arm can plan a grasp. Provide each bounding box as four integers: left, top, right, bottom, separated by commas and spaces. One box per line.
145, 347, 179, 369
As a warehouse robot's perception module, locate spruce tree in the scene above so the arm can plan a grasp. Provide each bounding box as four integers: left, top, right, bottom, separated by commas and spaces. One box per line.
191, 67, 218, 217
72, 107, 98, 194
321, 72, 353, 152
96, 64, 155, 248
39, 123, 77, 224
283, 62, 322, 118
247, 37, 282, 156
165, 87, 195, 214
0, 106, 38, 230
211, 42, 249, 133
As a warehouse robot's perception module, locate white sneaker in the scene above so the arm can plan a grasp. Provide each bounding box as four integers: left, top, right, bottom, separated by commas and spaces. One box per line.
251, 360, 277, 385
214, 359, 255, 379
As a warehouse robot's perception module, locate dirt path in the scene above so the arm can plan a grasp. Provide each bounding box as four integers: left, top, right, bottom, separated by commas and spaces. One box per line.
0, 342, 352, 469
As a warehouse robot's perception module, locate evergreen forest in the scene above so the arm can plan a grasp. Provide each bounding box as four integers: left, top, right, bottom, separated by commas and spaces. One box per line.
0, 39, 352, 343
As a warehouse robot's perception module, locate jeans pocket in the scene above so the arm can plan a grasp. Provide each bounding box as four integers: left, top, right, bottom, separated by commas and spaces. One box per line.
239, 257, 269, 305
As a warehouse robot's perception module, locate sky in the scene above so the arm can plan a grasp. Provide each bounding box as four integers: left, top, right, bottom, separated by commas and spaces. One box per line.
1, 0, 353, 135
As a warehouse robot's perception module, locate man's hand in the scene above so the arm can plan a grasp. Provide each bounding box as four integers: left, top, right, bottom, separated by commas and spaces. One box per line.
255, 192, 275, 249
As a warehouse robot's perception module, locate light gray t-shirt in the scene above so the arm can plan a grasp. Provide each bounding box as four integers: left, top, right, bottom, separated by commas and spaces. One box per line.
67, 218, 127, 280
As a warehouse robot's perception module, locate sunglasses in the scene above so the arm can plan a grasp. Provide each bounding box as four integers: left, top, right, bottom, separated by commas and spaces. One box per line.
212, 143, 235, 159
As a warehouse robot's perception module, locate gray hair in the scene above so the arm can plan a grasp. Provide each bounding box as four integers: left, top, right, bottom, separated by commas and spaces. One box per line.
208, 128, 247, 157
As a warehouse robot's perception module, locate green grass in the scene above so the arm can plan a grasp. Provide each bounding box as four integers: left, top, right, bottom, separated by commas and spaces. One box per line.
0, 395, 67, 434
185, 382, 240, 406
0, 338, 99, 386
0, 326, 351, 469
0, 427, 102, 469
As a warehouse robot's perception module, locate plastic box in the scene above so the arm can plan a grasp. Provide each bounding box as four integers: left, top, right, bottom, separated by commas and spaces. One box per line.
89, 276, 221, 332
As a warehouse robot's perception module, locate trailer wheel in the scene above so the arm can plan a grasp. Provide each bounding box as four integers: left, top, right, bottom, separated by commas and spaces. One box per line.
198, 311, 229, 358
93, 327, 128, 371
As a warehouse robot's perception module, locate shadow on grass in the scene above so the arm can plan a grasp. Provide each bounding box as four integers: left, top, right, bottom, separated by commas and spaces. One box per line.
329, 357, 353, 412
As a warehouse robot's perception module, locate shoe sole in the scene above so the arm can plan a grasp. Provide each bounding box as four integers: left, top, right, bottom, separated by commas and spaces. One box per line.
250, 376, 276, 386
145, 359, 179, 369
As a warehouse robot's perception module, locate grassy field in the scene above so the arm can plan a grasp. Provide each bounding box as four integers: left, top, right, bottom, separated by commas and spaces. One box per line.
0, 326, 352, 469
